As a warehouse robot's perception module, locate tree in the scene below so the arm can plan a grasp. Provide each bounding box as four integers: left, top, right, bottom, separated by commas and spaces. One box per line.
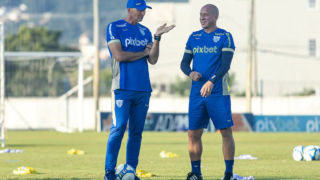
5, 58, 81, 97
5, 25, 78, 52
0, 0, 22, 7
291, 88, 315, 96
170, 77, 192, 97
228, 72, 236, 93
83, 69, 113, 97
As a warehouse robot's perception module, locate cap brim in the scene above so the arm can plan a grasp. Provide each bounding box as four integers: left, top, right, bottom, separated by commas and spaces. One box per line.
136, 5, 152, 10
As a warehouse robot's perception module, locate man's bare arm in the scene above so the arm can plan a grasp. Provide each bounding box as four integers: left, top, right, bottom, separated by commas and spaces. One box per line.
109, 42, 150, 62
147, 41, 159, 65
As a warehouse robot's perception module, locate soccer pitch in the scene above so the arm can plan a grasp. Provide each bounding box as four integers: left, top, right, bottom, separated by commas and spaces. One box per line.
1, 131, 319, 180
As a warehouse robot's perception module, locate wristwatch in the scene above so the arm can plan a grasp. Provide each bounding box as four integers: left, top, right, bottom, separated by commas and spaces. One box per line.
154, 34, 161, 41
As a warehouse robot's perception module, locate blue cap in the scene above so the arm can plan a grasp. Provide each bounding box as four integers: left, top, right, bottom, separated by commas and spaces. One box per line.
127, 0, 152, 10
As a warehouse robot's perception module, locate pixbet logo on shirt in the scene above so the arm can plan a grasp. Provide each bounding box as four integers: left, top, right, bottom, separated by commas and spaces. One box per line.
116, 23, 127, 27
125, 37, 149, 47
193, 46, 217, 54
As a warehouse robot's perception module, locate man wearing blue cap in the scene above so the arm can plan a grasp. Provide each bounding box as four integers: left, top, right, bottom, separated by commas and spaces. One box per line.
105, 0, 175, 179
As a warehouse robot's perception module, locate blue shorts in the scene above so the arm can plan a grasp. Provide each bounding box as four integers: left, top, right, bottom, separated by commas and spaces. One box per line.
188, 93, 233, 130
111, 89, 151, 129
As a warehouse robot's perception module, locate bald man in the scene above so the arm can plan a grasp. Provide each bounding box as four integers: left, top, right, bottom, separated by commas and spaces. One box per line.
180, 4, 236, 180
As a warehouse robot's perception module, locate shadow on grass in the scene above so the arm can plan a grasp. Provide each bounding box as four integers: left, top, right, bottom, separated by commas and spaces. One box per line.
255, 178, 319, 180
7, 178, 94, 180
143, 142, 187, 145
5, 144, 38, 147
6, 144, 76, 147
6, 177, 320, 180
141, 176, 320, 180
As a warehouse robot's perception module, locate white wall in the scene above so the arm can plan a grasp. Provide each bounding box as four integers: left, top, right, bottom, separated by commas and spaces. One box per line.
141, 0, 320, 96
3, 96, 320, 130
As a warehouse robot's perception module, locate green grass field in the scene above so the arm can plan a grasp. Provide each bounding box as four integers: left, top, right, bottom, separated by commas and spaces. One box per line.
0, 131, 319, 180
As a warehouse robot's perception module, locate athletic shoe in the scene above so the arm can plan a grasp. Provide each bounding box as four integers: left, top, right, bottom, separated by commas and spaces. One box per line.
186, 172, 203, 180
104, 171, 115, 180
221, 172, 238, 180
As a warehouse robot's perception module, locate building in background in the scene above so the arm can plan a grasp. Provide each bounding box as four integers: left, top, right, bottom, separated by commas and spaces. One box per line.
1, 0, 320, 131
0, 0, 319, 96
143, 0, 320, 96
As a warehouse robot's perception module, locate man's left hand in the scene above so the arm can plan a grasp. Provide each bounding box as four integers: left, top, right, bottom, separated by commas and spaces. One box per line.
155, 23, 176, 36
200, 81, 214, 98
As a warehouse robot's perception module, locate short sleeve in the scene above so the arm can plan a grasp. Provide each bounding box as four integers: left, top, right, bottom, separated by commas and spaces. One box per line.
106, 23, 121, 46
185, 34, 193, 54
222, 32, 235, 53
147, 28, 153, 45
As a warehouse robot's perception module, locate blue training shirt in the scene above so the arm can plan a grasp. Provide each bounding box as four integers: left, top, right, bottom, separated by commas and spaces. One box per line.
106, 19, 153, 92
185, 28, 235, 96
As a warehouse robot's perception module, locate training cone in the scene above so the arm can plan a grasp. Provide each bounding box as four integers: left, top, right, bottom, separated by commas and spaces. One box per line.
68, 149, 85, 155
160, 150, 181, 158
136, 170, 158, 177
13, 166, 36, 175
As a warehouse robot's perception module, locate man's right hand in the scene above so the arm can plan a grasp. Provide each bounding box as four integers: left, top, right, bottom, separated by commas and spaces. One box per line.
189, 71, 202, 81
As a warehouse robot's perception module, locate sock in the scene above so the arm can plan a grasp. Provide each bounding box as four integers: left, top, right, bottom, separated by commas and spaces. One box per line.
225, 160, 234, 174
191, 160, 201, 175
